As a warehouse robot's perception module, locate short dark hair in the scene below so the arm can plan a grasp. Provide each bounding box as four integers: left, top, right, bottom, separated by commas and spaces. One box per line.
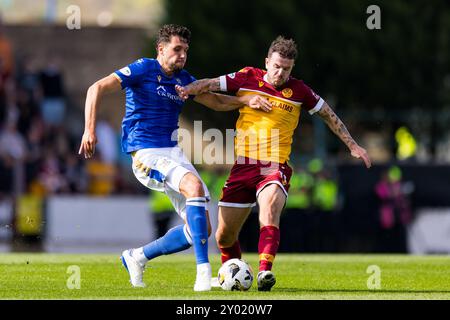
155, 24, 191, 49
268, 36, 298, 60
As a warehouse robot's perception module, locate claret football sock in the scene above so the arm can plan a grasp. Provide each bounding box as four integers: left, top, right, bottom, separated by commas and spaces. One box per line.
138, 224, 191, 264
219, 240, 242, 264
258, 225, 280, 272
186, 197, 209, 265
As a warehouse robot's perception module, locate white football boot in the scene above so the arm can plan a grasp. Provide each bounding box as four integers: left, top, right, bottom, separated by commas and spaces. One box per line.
257, 270, 276, 291
194, 263, 212, 291
121, 249, 146, 288
210, 277, 221, 288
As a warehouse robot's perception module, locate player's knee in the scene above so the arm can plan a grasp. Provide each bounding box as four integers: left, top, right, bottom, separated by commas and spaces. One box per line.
215, 229, 236, 248
181, 174, 205, 198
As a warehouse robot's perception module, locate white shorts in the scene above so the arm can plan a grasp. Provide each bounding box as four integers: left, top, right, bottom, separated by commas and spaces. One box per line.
131, 146, 210, 220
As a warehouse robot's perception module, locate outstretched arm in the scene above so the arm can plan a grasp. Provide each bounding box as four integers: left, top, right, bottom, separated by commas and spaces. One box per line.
194, 92, 272, 112
317, 102, 371, 168
176, 77, 221, 99
78, 73, 121, 159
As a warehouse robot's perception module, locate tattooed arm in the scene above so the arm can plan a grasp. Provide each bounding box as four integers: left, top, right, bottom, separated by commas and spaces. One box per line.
176, 78, 221, 99
177, 77, 272, 112
317, 102, 372, 168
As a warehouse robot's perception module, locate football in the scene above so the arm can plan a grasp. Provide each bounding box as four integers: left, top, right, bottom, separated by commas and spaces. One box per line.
217, 258, 254, 291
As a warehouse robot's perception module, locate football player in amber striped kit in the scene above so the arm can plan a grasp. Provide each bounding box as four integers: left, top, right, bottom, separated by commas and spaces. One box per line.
176, 36, 371, 291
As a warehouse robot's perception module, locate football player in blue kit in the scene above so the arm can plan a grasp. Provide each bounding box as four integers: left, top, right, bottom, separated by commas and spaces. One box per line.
78, 24, 271, 291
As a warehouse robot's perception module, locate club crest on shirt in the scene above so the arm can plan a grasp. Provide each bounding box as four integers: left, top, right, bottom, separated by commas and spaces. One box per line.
282, 88, 293, 98
157, 75, 162, 82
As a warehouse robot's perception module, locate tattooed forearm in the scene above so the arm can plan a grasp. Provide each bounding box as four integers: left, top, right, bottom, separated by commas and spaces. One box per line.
318, 104, 356, 149
184, 78, 221, 95
337, 123, 357, 148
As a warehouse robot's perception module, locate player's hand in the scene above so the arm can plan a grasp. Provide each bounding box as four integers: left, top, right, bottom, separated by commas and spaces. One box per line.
78, 131, 97, 159
247, 95, 272, 112
175, 85, 189, 101
350, 144, 371, 168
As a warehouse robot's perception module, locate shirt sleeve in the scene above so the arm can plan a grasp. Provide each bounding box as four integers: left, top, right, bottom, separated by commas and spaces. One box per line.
302, 82, 324, 115
114, 58, 150, 89
218, 67, 251, 93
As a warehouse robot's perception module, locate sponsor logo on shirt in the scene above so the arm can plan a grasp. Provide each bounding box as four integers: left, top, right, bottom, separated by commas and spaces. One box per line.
272, 101, 294, 112
157, 85, 184, 103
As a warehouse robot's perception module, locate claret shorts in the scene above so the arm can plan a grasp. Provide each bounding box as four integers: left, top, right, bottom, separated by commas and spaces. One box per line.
218, 156, 293, 208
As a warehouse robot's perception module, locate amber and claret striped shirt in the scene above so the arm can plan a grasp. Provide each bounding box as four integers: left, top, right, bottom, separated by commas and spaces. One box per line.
219, 67, 324, 163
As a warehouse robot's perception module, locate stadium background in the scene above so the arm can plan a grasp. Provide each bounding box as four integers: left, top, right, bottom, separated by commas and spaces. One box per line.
0, 0, 449, 256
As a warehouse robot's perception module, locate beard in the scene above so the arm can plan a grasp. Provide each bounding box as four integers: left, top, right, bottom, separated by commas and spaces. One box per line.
268, 74, 286, 88
170, 61, 185, 72
273, 79, 286, 88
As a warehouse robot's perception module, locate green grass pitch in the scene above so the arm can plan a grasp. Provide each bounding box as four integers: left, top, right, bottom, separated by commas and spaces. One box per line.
0, 253, 449, 299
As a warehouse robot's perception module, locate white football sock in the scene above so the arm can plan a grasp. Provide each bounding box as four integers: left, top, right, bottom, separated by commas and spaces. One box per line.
197, 262, 211, 275
132, 247, 149, 267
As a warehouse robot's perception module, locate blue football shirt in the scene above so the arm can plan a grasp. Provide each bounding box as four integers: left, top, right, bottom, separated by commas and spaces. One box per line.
114, 58, 196, 153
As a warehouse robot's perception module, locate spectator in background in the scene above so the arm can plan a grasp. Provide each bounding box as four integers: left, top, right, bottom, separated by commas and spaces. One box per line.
0, 14, 13, 76
85, 150, 117, 196
39, 57, 67, 128
96, 118, 118, 164
0, 119, 27, 195
16, 86, 39, 137
25, 117, 46, 192
285, 168, 314, 212
0, 13, 14, 122
308, 158, 339, 213
63, 153, 88, 193
36, 148, 67, 195
16, 57, 41, 111
375, 165, 413, 252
